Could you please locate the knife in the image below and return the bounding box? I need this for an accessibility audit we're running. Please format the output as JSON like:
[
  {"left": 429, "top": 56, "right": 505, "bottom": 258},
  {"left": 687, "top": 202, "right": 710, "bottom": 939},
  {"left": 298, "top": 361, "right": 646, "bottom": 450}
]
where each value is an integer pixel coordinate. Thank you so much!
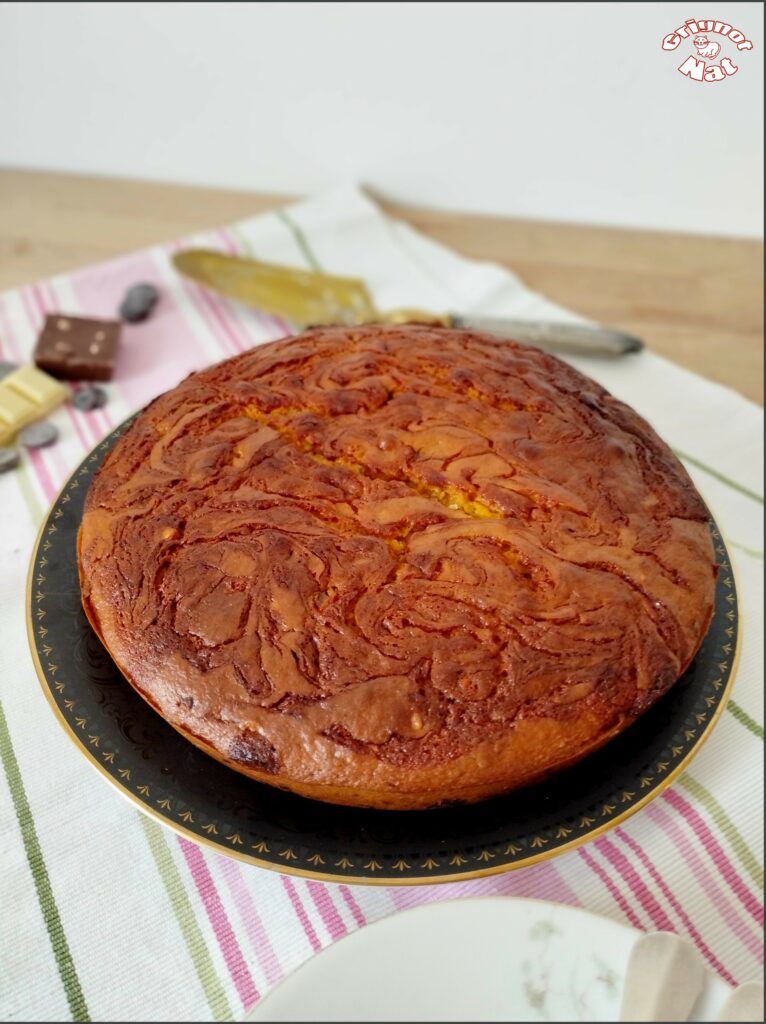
[{"left": 173, "top": 249, "right": 644, "bottom": 358}]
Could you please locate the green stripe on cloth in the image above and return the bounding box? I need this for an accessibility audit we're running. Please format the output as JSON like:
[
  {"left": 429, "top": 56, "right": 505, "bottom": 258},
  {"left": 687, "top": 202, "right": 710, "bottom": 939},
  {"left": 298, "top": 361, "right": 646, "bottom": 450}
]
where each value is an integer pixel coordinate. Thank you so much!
[
  {"left": 16, "top": 458, "right": 45, "bottom": 526},
  {"left": 0, "top": 700, "right": 91, "bottom": 1022},
  {"left": 674, "top": 448, "right": 764, "bottom": 505},
  {"left": 727, "top": 700, "right": 764, "bottom": 740},
  {"left": 679, "top": 774, "right": 764, "bottom": 890},
  {"left": 728, "top": 539, "right": 764, "bottom": 560},
  {"left": 277, "top": 209, "right": 322, "bottom": 271},
  {"left": 139, "top": 816, "right": 233, "bottom": 1022},
  {"left": 227, "top": 224, "right": 255, "bottom": 258}
]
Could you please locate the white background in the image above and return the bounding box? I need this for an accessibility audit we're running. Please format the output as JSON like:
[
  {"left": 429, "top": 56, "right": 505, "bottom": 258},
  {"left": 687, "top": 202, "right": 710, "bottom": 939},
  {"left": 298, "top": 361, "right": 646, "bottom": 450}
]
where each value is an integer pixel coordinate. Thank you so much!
[{"left": 1, "top": 1, "right": 762, "bottom": 236}]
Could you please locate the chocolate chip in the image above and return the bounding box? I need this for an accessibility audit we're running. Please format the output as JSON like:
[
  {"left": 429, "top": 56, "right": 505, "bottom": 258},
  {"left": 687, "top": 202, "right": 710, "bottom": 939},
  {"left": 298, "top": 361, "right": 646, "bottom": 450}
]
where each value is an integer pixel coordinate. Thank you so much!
[
  {"left": 72, "top": 384, "right": 107, "bottom": 411},
  {"left": 119, "top": 283, "right": 159, "bottom": 323},
  {"left": 229, "top": 730, "right": 281, "bottom": 774},
  {"left": 18, "top": 421, "right": 58, "bottom": 448},
  {"left": 0, "top": 361, "right": 19, "bottom": 381},
  {"left": 0, "top": 447, "right": 20, "bottom": 472}
]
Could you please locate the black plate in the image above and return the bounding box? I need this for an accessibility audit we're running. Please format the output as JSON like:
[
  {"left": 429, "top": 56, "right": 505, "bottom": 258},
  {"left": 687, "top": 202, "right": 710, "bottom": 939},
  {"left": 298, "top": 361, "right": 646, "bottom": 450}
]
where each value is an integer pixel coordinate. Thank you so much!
[{"left": 28, "top": 418, "right": 739, "bottom": 884}]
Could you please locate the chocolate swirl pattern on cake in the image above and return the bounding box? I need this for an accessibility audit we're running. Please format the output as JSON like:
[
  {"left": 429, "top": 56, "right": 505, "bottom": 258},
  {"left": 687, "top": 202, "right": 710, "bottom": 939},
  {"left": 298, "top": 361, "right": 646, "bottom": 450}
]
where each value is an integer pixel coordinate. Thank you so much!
[{"left": 78, "top": 325, "right": 716, "bottom": 808}]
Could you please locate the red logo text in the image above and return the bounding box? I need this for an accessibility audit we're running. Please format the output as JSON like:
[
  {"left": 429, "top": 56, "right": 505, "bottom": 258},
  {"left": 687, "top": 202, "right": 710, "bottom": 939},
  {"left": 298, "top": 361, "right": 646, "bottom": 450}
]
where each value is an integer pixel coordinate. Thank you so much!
[{"left": 662, "top": 17, "right": 753, "bottom": 82}]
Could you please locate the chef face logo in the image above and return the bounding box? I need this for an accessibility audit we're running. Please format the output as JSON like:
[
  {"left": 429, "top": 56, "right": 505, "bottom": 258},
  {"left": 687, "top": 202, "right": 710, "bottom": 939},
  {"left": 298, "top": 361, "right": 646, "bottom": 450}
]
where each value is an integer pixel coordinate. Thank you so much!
[{"left": 662, "top": 18, "right": 754, "bottom": 82}]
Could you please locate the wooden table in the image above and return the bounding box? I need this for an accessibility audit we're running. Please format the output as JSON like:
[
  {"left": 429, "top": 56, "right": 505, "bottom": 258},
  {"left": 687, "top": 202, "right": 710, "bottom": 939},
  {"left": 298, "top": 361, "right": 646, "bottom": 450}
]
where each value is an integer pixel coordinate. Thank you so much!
[{"left": 0, "top": 168, "right": 762, "bottom": 403}]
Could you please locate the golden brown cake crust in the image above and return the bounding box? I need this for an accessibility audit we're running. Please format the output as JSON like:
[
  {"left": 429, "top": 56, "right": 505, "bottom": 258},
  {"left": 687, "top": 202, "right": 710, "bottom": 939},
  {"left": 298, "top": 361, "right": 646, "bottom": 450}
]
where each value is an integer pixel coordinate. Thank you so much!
[{"left": 78, "top": 325, "right": 716, "bottom": 809}]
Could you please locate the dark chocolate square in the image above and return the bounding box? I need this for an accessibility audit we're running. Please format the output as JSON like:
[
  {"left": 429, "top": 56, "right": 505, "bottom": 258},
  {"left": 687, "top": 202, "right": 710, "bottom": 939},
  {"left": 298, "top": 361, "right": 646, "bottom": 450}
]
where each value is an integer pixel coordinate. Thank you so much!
[{"left": 34, "top": 314, "right": 121, "bottom": 381}]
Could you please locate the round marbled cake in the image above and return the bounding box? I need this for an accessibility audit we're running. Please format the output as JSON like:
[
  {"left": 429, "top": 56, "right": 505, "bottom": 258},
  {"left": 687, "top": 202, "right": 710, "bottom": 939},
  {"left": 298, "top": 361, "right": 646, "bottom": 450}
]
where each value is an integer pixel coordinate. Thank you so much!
[{"left": 78, "top": 325, "right": 717, "bottom": 809}]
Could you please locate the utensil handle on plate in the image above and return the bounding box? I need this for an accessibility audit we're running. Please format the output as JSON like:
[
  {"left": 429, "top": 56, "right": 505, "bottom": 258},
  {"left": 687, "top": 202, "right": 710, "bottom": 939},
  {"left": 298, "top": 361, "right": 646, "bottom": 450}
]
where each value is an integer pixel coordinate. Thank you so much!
[
  {"left": 619, "top": 932, "right": 705, "bottom": 1022},
  {"left": 716, "top": 981, "right": 764, "bottom": 1022}
]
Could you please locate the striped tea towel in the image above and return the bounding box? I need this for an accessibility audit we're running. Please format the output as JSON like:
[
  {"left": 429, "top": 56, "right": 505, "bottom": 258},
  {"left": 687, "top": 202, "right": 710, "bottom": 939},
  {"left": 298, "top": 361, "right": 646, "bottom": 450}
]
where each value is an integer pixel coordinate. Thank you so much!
[{"left": 0, "top": 186, "right": 762, "bottom": 1022}]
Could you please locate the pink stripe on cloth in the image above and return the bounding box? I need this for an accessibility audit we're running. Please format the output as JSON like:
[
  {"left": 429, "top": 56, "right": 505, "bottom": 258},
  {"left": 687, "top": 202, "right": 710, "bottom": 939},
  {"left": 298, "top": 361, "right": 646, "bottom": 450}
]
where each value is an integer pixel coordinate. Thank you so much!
[
  {"left": 616, "top": 827, "right": 736, "bottom": 984},
  {"left": 468, "top": 858, "right": 581, "bottom": 905},
  {"left": 162, "top": 238, "right": 248, "bottom": 357},
  {"left": 198, "top": 276, "right": 279, "bottom": 356},
  {"left": 216, "top": 227, "right": 240, "bottom": 257},
  {"left": 390, "top": 858, "right": 581, "bottom": 914},
  {"left": 67, "top": 396, "right": 98, "bottom": 453},
  {"left": 216, "top": 857, "right": 283, "bottom": 988},
  {"left": 647, "top": 805, "right": 764, "bottom": 965},
  {"left": 29, "top": 282, "right": 52, "bottom": 330},
  {"left": 339, "top": 885, "right": 367, "bottom": 929},
  {"left": 71, "top": 391, "right": 110, "bottom": 448},
  {"left": 595, "top": 837, "right": 675, "bottom": 932},
  {"left": 306, "top": 881, "right": 348, "bottom": 941},
  {"left": 173, "top": 272, "right": 240, "bottom": 359},
  {"left": 578, "top": 847, "right": 646, "bottom": 930},
  {"left": 200, "top": 291, "right": 250, "bottom": 353},
  {"left": 20, "top": 284, "right": 43, "bottom": 333},
  {"left": 662, "top": 789, "right": 764, "bottom": 927},
  {"left": 273, "top": 314, "right": 293, "bottom": 337},
  {"left": 281, "top": 876, "right": 321, "bottom": 953},
  {"left": 43, "top": 432, "right": 70, "bottom": 484},
  {"left": 26, "top": 447, "right": 58, "bottom": 503},
  {"left": 0, "top": 296, "right": 24, "bottom": 362},
  {"left": 178, "top": 839, "right": 259, "bottom": 1010}
]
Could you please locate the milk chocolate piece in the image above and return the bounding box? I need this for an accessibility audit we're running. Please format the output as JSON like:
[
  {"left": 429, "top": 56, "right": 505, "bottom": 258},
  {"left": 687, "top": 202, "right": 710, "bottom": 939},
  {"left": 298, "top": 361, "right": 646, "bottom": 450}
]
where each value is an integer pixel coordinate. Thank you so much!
[{"left": 34, "top": 315, "right": 121, "bottom": 381}]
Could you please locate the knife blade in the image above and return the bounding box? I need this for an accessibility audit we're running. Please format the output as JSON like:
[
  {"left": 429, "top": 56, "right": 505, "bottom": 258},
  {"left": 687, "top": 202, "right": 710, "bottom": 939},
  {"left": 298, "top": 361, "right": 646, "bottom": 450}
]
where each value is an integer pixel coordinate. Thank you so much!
[
  {"left": 173, "top": 249, "right": 644, "bottom": 358},
  {"left": 172, "top": 249, "right": 377, "bottom": 326}
]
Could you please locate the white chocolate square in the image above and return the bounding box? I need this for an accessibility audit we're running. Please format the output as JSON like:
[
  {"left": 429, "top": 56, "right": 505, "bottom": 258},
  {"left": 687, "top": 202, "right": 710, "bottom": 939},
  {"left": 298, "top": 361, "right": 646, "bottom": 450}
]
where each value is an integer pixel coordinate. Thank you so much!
[
  {"left": 0, "top": 387, "right": 35, "bottom": 426},
  {"left": 0, "top": 366, "right": 68, "bottom": 444},
  {"left": 4, "top": 365, "right": 69, "bottom": 407}
]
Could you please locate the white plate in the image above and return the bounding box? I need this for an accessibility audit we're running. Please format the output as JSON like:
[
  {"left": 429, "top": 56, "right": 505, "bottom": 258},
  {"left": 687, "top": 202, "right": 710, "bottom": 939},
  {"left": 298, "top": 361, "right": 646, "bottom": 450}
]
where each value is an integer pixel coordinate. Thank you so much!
[{"left": 246, "top": 897, "right": 731, "bottom": 1023}]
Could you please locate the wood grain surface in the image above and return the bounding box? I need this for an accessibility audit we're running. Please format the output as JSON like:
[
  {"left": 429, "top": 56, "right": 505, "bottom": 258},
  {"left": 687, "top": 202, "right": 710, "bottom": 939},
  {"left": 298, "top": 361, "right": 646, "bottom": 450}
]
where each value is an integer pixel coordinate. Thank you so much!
[{"left": 0, "top": 168, "right": 761, "bottom": 403}]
